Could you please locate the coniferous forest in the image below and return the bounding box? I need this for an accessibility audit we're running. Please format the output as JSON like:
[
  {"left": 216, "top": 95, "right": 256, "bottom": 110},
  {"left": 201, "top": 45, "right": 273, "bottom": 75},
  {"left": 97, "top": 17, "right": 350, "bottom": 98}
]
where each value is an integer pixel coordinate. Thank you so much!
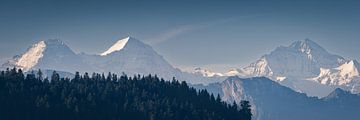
[{"left": 0, "top": 68, "right": 251, "bottom": 120}]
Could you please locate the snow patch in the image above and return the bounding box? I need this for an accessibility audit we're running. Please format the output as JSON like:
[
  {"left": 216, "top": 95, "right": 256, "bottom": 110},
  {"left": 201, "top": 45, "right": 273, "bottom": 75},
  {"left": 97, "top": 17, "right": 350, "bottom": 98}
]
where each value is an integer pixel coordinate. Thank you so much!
[
  {"left": 238, "top": 57, "right": 273, "bottom": 77},
  {"left": 193, "top": 67, "right": 223, "bottom": 77},
  {"left": 335, "top": 60, "right": 359, "bottom": 78},
  {"left": 225, "top": 69, "right": 241, "bottom": 76},
  {"left": 101, "top": 37, "right": 130, "bottom": 56},
  {"left": 311, "top": 60, "right": 360, "bottom": 86},
  {"left": 276, "top": 76, "right": 287, "bottom": 81},
  {"left": 15, "top": 41, "right": 46, "bottom": 71}
]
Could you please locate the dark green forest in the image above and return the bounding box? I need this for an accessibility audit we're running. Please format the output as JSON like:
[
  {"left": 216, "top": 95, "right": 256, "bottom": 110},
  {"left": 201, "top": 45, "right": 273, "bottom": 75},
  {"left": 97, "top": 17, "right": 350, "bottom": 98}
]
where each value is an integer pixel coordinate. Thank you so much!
[{"left": 0, "top": 68, "right": 251, "bottom": 120}]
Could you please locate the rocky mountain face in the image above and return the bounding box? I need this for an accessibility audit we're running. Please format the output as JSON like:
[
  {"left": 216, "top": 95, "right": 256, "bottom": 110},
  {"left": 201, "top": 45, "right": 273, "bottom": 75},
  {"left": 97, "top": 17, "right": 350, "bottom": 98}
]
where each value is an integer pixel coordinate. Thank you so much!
[{"left": 193, "top": 76, "right": 360, "bottom": 120}]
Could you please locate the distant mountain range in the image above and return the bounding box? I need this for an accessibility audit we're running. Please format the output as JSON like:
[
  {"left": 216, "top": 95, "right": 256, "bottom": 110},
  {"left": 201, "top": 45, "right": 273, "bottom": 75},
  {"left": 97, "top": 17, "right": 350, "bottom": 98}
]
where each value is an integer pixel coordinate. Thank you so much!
[
  {"left": 2, "top": 37, "right": 360, "bottom": 96},
  {"left": 194, "top": 39, "right": 360, "bottom": 97},
  {"left": 1, "top": 37, "right": 223, "bottom": 84},
  {"left": 2, "top": 37, "right": 360, "bottom": 120},
  {"left": 193, "top": 76, "right": 360, "bottom": 120}
]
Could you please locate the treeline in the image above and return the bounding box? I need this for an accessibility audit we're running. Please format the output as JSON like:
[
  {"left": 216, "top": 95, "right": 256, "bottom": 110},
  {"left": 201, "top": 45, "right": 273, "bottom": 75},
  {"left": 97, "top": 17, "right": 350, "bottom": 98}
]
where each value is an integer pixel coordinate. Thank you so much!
[{"left": 0, "top": 68, "right": 251, "bottom": 120}]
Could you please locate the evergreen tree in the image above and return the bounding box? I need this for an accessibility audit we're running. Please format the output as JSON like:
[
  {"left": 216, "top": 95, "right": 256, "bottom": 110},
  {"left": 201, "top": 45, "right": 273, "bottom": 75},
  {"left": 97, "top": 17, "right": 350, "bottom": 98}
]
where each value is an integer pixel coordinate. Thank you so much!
[
  {"left": 240, "top": 100, "right": 252, "bottom": 120},
  {"left": 37, "top": 69, "right": 43, "bottom": 80},
  {"left": 0, "top": 68, "right": 252, "bottom": 120},
  {"left": 51, "top": 71, "right": 60, "bottom": 81}
]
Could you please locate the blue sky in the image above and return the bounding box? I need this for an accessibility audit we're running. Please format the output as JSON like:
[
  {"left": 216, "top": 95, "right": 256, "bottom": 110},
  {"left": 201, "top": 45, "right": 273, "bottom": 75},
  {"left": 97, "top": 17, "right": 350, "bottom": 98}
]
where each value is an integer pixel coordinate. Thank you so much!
[{"left": 0, "top": 0, "right": 359, "bottom": 72}]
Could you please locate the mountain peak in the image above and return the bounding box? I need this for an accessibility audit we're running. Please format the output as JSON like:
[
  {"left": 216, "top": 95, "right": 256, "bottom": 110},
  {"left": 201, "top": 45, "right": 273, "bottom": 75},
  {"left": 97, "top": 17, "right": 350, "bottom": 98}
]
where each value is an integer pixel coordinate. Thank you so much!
[
  {"left": 334, "top": 88, "right": 346, "bottom": 93},
  {"left": 289, "top": 39, "right": 328, "bottom": 55},
  {"left": 100, "top": 36, "right": 152, "bottom": 56},
  {"left": 304, "top": 38, "right": 312, "bottom": 42},
  {"left": 44, "top": 39, "right": 65, "bottom": 46},
  {"left": 324, "top": 88, "right": 350, "bottom": 99},
  {"left": 352, "top": 60, "right": 359, "bottom": 67},
  {"left": 101, "top": 37, "right": 131, "bottom": 56},
  {"left": 336, "top": 60, "right": 360, "bottom": 77},
  {"left": 1, "top": 39, "right": 78, "bottom": 72},
  {"left": 12, "top": 40, "right": 47, "bottom": 71}
]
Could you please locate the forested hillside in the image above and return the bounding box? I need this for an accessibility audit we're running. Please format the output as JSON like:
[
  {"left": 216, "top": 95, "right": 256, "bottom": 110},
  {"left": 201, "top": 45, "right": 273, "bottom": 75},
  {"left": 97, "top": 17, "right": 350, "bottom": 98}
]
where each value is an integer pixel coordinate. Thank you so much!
[{"left": 0, "top": 68, "right": 251, "bottom": 120}]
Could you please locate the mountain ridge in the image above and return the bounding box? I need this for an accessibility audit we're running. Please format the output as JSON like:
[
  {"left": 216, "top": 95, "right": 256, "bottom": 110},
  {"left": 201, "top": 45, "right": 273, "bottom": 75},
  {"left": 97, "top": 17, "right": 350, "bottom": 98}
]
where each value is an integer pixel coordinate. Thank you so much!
[
  {"left": 193, "top": 76, "right": 360, "bottom": 120},
  {"left": 223, "top": 39, "right": 359, "bottom": 97},
  {"left": 1, "top": 37, "right": 223, "bottom": 84},
  {"left": 189, "top": 38, "right": 359, "bottom": 96},
  {"left": 2, "top": 39, "right": 86, "bottom": 72}
]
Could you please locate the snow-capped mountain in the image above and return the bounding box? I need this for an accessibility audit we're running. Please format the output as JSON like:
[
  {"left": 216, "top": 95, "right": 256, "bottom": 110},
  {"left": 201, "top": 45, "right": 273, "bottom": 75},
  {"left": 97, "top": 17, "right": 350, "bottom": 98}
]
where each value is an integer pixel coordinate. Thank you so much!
[
  {"left": 192, "top": 67, "right": 223, "bottom": 77},
  {"left": 238, "top": 39, "right": 346, "bottom": 78},
  {"left": 310, "top": 60, "right": 360, "bottom": 93},
  {"left": 1, "top": 37, "right": 222, "bottom": 84},
  {"left": 83, "top": 37, "right": 185, "bottom": 81},
  {"left": 2, "top": 39, "right": 89, "bottom": 72},
  {"left": 311, "top": 60, "right": 359, "bottom": 85},
  {"left": 228, "top": 39, "right": 359, "bottom": 97},
  {"left": 238, "top": 57, "right": 274, "bottom": 77}
]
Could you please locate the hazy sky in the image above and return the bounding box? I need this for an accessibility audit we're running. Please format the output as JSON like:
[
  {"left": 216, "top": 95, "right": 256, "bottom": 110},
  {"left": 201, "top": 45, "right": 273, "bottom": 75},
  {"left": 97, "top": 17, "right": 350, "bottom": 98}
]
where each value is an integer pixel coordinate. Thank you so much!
[{"left": 0, "top": 0, "right": 359, "bottom": 72}]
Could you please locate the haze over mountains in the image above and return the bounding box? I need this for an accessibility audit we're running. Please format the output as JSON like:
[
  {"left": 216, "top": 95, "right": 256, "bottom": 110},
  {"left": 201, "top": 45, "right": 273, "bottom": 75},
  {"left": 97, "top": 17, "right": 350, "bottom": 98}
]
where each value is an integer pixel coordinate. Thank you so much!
[
  {"left": 2, "top": 37, "right": 360, "bottom": 96},
  {"left": 195, "top": 39, "right": 360, "bottom": 97},
  {"left": 193, "top": 76, "right": 360, "bottom": 120},
  {"left": 1, "top": 37, "right": 222, "bottom": 84},
  {"left": 1, "top": 36, "right": 360, "bottom": 120}
]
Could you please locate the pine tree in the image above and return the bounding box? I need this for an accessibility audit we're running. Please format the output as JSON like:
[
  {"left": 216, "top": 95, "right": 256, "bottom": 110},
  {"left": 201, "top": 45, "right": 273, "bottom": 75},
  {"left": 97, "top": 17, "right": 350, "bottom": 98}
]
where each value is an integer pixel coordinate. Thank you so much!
[
  {"left": 240, "top": 100, "right": 252, "bottom": 120},
  {"left": 37, "top": 69, "right": 43, "bottom": 80},
  {"left": 0, "top": 68, "right": 251, "bottom": 120},
  {"left": 51, "top": 71, "right": 60, "bottom": 81}
]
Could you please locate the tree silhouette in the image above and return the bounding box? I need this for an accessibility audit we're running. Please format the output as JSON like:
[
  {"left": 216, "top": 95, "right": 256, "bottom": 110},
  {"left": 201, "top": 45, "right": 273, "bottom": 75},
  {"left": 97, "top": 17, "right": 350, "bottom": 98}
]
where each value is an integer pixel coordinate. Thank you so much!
[{"left": 0, "top": 68, "right": 251, "bottom": 120}]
